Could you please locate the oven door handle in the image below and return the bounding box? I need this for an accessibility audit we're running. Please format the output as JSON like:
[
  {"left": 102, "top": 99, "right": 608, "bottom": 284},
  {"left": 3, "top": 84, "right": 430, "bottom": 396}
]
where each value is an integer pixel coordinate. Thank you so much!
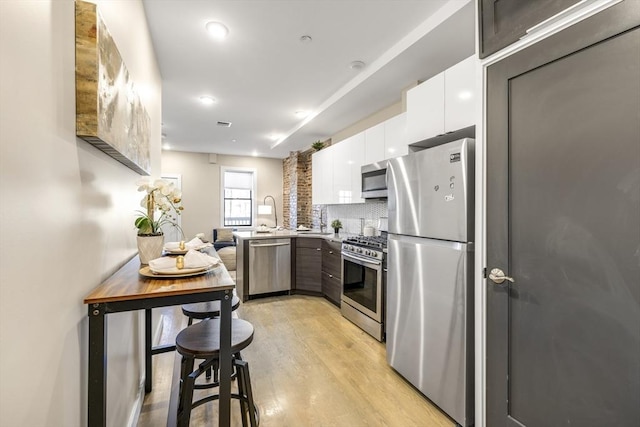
[{"left": 341, "top": 251, "right": 382, "bottom": 268}]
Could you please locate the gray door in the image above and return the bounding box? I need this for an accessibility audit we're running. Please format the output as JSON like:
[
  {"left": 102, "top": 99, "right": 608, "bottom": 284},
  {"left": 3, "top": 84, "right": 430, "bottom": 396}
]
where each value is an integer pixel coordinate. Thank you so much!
[{"left": 486, "top": 3, "right": 640, "bottom": 427}]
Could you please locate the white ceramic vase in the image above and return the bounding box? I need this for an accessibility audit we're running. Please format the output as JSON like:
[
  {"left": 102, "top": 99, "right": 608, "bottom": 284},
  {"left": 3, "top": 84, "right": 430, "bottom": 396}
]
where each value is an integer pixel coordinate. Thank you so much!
[{"left": 137, "top": 234, "right": 164, "bottom": 264}]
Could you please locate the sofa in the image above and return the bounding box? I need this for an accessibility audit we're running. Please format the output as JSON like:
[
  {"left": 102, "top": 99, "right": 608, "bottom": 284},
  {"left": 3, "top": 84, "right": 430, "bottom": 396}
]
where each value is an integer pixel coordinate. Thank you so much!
[{"left": 213, "top": 228, "right": 237, "bottom": 251}]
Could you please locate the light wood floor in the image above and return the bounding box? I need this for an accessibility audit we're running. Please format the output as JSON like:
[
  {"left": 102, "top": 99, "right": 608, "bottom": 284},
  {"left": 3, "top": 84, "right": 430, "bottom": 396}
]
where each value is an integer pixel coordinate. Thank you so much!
[{"left": 137, "top": 295, "right": 455, "bottom": 427}]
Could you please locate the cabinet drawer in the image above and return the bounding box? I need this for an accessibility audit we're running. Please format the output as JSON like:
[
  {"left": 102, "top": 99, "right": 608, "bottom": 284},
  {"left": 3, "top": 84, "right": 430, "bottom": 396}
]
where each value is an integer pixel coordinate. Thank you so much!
[
  {"left": 321, "top": 271, "right": 341, "bottom": 307},
  {"left": 322, "top": 240, "right": 341, "bottom": 279},
  {"left": 296, "top": 237, "right": 322, "bottom": 249}
]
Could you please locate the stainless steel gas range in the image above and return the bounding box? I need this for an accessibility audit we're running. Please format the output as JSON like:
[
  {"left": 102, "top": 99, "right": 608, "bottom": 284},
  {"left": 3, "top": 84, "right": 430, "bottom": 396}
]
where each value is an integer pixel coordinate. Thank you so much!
[{"left": 341, "top": 235, "right": 387, "bottom": 341}]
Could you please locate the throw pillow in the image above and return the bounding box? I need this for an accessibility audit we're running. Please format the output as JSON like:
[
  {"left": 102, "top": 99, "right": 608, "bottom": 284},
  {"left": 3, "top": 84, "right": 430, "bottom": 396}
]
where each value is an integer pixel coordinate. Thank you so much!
[
  {"left": 217, "top": 247, "right": 236, "bottom": 271},
  {"left": 215, "top": 228, "right": 234, "bottom": 242}
]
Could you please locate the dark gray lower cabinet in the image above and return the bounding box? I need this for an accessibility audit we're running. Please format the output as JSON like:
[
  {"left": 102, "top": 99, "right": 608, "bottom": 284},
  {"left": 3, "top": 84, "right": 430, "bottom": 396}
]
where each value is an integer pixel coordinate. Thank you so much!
[
  {"left": 321, "top": 240, "right": 341, "bottom": 306},
  {"left": 294, "top": 238, "right": 322, "bottom": 294}
]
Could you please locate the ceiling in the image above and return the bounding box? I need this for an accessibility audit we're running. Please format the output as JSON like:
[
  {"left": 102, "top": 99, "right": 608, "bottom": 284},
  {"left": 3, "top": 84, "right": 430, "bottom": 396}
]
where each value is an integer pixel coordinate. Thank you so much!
[{"left": 142, "top": 0, "right": 475, "bottom": 159}]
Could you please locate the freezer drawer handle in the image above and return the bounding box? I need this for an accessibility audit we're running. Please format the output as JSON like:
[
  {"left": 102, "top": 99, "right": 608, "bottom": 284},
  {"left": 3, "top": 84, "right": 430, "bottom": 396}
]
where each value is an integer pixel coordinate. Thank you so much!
[{"left": 489, "top": 268, "right": 515, "bottom": 285}]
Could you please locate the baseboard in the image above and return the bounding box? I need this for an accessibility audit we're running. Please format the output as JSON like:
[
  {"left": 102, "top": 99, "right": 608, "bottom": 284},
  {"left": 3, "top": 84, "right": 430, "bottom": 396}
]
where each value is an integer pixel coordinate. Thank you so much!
[{"left": 127, "top": 312, "right": 167, "bottom": 427}]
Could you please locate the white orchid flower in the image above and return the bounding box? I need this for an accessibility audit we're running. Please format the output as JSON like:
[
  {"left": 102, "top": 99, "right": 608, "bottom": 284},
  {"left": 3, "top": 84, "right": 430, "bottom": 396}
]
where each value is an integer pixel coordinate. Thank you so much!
[
  {"left": 160, "top": 185, "right": 173, "bottom": 196},
  {"left": 153, "top": 179, "right": 167, "bottom": 189}
]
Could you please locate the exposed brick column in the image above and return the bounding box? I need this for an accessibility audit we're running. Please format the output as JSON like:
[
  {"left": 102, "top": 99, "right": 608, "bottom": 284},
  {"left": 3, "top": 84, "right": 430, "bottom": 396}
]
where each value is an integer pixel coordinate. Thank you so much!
[{"left": 282, "top": 149, "right": 315, "bottom": 229}]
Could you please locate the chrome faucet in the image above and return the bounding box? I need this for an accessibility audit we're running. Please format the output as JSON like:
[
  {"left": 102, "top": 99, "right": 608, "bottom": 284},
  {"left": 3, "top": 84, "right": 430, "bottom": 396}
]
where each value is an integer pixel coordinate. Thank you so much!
[{"left": 320, "top": 209, "right": 327, "bottom": 232}]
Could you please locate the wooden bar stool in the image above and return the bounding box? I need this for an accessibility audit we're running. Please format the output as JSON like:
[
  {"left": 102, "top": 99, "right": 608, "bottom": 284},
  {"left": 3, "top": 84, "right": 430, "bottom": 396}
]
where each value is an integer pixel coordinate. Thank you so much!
[
  {"left": 176, "top": 318, "right": 259, "bottom": 427},
  {"left": 181, "top": 292, "right": 242, "bottom": 382},
  {"left": 182, "top": 291, "right": 241, "bottom": 326}
]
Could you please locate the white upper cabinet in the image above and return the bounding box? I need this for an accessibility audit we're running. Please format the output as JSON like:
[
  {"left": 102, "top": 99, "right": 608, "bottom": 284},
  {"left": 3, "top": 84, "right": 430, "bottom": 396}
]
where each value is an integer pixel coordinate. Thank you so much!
[
  {"left": 364, "top": 123, "right": 385, "bottom": 165},
  {"left": 384, "top": 112, "right": 408, "bottom": 158},
  {"left": 444, "top": 55, "right": 477, "bottom": 132},
  {"left": 406, "top": 72, "right": 445, "bottom": 144},
  {"left": 332, "top": 133, "right": 364, "bottom": 204},
  {"left": 312, "top": 147, "right": 333, "bottom": 205},
  {"left": 346, "top": 133, "right": 365, "bottom": 204},
  {"left": 405, "top": 55, "right": 477, "bottom": 144},
  {"left": 331, "top": 139, "right": 350, "bottom": 204}
]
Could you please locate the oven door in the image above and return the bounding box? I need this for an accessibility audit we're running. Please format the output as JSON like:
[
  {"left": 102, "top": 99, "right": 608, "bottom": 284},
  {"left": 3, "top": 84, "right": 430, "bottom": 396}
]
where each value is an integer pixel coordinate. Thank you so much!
[{"left": 341, "top": 251, "right": 383, "bottom": 322}]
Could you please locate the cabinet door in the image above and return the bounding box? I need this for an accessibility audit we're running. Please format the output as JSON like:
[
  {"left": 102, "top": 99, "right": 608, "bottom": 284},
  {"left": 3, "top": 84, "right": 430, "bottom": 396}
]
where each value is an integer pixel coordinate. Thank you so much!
[
  {"left": 331, "top": 139, "right": 351, "bottom": 204},
  {"left": 295, "top": 239, "right": 322, "bottom": 293},
  {"left": 346, "top": 132, "right": 365, "bottom": 204},
  {"left": 406, "top": 72, "right": 445, "bottom": 144},
  {"left": 321, "top": 271, "right": 342, "bottom": 307},
  {"left": 384, "top": 112, "right": 408, "bottom": 158},
  {"left": 479, "top": 0, "right": 581, "bottom": 58},
  {"left": 312, "top": 147, "right": 333, "bottom": 205},
  {"left": 364, "top": 122, "right": 385, "bottom": 164},
  {"left": 444, "top": 55, "right": 477, "bottom": 132}
]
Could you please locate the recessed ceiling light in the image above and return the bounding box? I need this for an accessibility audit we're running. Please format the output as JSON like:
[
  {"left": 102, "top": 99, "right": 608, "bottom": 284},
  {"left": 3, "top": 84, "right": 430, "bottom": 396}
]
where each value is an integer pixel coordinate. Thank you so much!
[
  {"left": 163, "top": 144, "right": 171, "bottom": 150},
  {"left": 295, "top": 110, "right": 309, "bottom": 118},
  {"left": 206, "top": 21, "right": 229, "bottom": 40},
  {"left": 269, "top": 134, "right": 283, "bottom": 141},
  {"left": 458, "top": 91, "right": 473, "bottom": 100},
  {"left": 350, "top": 60, "right": 366, "bottom": 70},
  {"left": 300, "top": 35, "right": 312, "bottom": 44},
  {"left": 199, "top": 95, "right": 216, "bottom": 105},
  {"left": 252, "top": 150, "right": 259, "bottom": 157}
]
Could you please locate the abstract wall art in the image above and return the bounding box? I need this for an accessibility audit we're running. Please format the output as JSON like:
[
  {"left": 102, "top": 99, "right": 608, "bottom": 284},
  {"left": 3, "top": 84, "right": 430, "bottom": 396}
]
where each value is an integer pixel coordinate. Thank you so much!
[{"left": 75, "top": 0, "right": 151, "bottom": 175}]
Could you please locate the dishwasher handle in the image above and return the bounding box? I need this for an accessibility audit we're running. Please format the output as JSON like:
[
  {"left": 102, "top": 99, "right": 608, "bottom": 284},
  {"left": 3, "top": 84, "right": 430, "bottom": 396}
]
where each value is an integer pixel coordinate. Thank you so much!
[{"left": 250, "top": 241, "right": 290, "bottom": 248}]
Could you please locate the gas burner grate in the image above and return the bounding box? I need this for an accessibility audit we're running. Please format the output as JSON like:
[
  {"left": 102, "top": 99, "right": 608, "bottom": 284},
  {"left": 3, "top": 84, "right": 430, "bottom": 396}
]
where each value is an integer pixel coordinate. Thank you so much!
[{"left": 343, "top": 235, "right": 388, "bottom": 250}]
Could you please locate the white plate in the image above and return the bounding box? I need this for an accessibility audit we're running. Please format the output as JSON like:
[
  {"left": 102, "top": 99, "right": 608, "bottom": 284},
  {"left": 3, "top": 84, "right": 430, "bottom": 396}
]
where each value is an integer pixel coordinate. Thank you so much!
[
  {"left": 297, "top": 226, "right": 310, "bottom": 231},
  {"left": 163, "top": 243, "right": 212, "bottom": 254},
  {"left": 139, "top": 266, "right": 214, "bottom": 279}
]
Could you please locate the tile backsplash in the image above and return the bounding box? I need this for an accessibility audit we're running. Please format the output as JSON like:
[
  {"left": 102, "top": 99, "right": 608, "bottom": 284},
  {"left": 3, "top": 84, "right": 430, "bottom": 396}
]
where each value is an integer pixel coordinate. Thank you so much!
[{"left": 312, "top": 201, "right": 388, "bottom": 235}]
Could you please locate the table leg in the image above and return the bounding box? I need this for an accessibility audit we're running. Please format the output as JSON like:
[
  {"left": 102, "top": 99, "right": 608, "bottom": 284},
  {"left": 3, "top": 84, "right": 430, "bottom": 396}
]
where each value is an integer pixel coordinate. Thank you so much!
[
  {"left": 145, "top": 308, "right": 153, "bottom": 393},
  {"left": 88, "top": 304, "right": 107, "bottom": 427},
  {"left": 218, "top": 291, "right": 232, "bottom": 427}
]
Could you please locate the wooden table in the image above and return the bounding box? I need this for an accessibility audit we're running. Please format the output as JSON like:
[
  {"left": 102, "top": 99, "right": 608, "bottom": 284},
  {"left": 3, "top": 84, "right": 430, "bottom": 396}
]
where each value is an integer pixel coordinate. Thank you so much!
[{"left": 84, "top": 254, "right": 235, "bottom": 427}]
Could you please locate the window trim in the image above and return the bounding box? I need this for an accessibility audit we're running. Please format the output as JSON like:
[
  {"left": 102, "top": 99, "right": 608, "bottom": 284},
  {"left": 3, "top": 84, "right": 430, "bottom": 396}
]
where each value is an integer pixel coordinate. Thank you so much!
[{"left": 220, "top": 166, "right": 257, "bottom": 228}]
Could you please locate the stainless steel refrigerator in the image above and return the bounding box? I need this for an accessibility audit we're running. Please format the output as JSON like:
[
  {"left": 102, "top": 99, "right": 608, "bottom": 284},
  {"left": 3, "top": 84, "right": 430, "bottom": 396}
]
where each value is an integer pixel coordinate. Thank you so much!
[{"left": 386, "top": 138, "right": 474, "bottom": 426}]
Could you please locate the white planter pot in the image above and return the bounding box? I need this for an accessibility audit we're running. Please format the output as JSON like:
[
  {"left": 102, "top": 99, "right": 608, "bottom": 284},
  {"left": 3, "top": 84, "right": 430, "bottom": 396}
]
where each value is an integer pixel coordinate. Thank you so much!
[{"left": 137, "top": 234, "right": 164, "bottom": 264}]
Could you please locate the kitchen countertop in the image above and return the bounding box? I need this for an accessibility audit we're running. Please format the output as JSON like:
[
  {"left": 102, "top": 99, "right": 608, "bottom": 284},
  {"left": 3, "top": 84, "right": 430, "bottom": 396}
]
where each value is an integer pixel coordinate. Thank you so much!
[{"left": 233, "top": 230, "right": 346, "bottom": 243}]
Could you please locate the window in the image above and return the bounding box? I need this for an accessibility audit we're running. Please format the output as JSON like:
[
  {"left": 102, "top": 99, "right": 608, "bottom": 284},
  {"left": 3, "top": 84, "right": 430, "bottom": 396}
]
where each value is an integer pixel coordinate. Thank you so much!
[{"left": 221, "top": 168, "right": 255, "bottom": 226}]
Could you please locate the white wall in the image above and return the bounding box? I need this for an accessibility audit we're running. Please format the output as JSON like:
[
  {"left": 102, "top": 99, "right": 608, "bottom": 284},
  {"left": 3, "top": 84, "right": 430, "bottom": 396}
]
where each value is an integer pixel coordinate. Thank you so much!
[
  {"left": 0, "top": 1, "right": 161, "bottom": 426},
  {"left": 162, "top": 151, "right": 284, "bottom": 240}
]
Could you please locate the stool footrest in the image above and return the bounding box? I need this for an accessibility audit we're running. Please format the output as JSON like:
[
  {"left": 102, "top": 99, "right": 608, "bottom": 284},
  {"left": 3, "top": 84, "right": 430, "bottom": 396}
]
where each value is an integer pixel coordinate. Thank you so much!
[{"left": 177, "top": 354, "right": 259, "bottom": 426}]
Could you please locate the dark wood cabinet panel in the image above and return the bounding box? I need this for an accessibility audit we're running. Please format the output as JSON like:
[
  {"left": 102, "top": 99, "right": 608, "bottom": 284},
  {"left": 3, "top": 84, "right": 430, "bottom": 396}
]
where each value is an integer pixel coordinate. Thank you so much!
[
  {"left": 479, "top": 0, "right": 581, "bottom": 58},
  {"left": 295, "top": 239, "right": 322, "bottom": 293},
  {"left": 296, "top": 237, "right": 322, "bottom": 249},
  {"left": 321, "top": 271, "right": 341, "bottom": 307},
  {"left": 322, "top": 240, "right": 341, "bottom": 279}
]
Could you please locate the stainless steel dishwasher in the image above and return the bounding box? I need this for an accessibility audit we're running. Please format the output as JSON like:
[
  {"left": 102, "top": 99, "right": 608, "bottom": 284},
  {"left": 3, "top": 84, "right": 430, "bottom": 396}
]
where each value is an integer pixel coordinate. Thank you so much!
[{"left": 248, "top": 238, "right": 291, "bottom": 295}]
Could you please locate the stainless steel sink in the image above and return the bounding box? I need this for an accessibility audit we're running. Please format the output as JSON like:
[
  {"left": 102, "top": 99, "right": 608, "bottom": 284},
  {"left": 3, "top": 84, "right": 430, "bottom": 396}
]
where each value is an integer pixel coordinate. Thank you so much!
[{"left": 296, "top": 231, "right": 333, "bottom": 236}]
